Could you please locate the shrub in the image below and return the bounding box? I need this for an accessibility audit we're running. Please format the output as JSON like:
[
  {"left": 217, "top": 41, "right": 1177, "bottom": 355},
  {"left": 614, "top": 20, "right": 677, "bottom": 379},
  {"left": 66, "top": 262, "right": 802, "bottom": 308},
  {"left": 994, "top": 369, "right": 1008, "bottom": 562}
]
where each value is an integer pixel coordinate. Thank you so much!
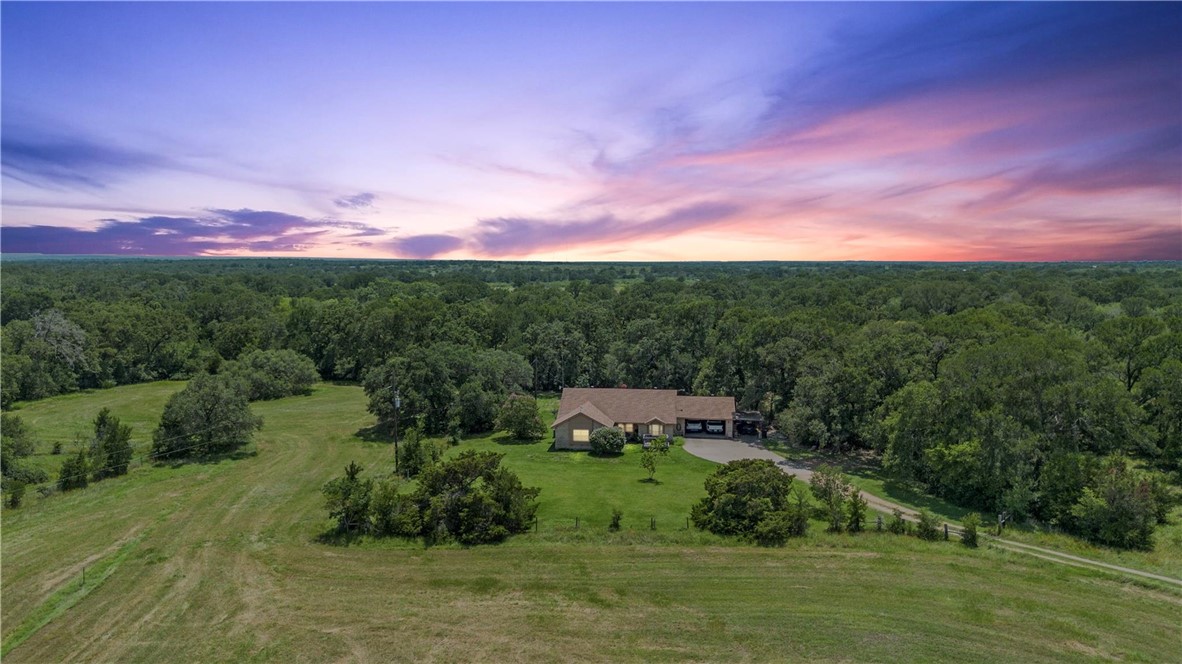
[
  {"left": 58, "top": 447, "right": 90, "bottom": 492},
  {"left": 887, "top": 508, "right": 908, "bottom": 535},
  {"left": 754, "top": 511, "right": 793, "bottom": 547},
  {"left": 692, "top": 459, "right": 796, "bottom": 538},
  {"left": 322, "top": 461, "right": 373, "bottom": 534},
  {"left": 786, "top": 489, "right": 812, "bottom": 537},
  {"left": 590, "top": 427, "right": 626, "bottom": 455},
  {"left": 810, "top": 464, "right": 850, "bottom": 533},
  {"left": 90, "top": 407, "right": 133, "bottom": 480},
  {"left": 916, "top": 508, "right": 942, "bottom": 541},
  {"left": 846, "top": 489, "right": 868, "bottom": 533},
  {"left": 961, "top": 513, "right": 981, "bottom": 547},
  {"left": 609, "top": 508, "right": 623, "bottom": 532},
  {"left": 397, "top": 429, "right": 443, "bottom": 479},
  {"left": 52, "top": 441, "right": 63, "bottom": 455},
  {"left": 7, "top": 480, "right": 26, "bottom": 508},
  {"left": 1070, "top": 457, "right": 1160, "bottom": 550},
  {"left": 370, "top": 479, "right": 421, "bottom": 537}
]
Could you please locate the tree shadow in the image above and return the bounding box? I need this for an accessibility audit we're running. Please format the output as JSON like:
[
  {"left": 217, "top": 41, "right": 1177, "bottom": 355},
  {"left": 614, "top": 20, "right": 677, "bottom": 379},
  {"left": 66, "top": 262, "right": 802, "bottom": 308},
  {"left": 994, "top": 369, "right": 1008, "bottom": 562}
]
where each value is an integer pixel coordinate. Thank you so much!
[
  {"left": 491, "top": 432, "right": 545, "bottom": 446},
  {"left": 638, "top": 478, "right": 662, "bottom": 485},
  {"left": 315, "top": 528, "right": 365, "bottom": 547},
  {"left": 153, "top": 447, "right": 258, "bottom": 469},
  {"left": 355, "top": 425, "right": 393, "bottom": 443}
]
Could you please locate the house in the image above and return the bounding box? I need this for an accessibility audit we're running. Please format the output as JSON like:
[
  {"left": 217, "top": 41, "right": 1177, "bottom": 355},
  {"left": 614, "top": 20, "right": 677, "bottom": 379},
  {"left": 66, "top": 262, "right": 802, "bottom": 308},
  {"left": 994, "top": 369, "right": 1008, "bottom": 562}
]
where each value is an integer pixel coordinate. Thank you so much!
[{"left": 551, "top": 388, "right": 736, "bottom": 450}]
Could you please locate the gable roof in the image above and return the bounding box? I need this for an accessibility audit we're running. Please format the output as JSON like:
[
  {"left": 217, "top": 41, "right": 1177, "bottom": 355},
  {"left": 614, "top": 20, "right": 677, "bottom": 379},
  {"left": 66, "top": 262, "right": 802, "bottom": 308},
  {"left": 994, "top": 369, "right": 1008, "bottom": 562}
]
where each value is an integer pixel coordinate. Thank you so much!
[
  {"left": 551, "top": 400, "right": 614, "bottom": 428},
  {"left": 552, "top": 388, "right": 736, "bottom": 429},
  {"left": 553, "top": 388, "right": 677, "bottom": 428}
]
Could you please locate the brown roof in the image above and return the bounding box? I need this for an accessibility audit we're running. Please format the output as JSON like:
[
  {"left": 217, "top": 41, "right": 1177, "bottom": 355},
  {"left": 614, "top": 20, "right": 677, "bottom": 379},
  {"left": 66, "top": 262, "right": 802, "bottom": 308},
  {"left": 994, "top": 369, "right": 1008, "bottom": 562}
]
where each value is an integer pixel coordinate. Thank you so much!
[
  {"left": 554, "top": 388, "right": 677, "bottom": 427},
  {"left": 552, "top": 401, "right": 614, "bottom": 427},
  {"left": 676, "top": 395, "right": 737, "bottom": 421},
  {"left": 552, "top": 388, "right": 736, "bottom": 428}
]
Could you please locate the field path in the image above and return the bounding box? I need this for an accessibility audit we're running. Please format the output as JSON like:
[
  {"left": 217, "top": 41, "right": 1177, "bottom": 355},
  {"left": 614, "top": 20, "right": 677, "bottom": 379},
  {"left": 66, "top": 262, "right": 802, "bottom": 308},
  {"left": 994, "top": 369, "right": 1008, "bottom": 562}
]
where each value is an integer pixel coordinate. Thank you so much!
[{"left": 682, "top": 437, "right": 1182, "bottom": 588}]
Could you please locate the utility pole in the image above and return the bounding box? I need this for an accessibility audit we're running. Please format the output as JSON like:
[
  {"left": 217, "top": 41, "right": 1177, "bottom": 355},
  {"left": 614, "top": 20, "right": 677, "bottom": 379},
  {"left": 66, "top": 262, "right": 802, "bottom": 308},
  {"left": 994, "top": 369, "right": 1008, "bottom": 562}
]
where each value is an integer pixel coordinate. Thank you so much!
[{"left": 393, "top": 388, "right": 401, "bottom": 476}]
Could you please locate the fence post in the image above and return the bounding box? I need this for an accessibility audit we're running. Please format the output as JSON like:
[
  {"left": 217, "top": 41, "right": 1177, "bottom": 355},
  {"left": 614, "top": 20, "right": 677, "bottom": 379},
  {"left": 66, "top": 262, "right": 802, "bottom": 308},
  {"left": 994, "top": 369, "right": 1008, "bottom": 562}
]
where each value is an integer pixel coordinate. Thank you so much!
[
  {"left": 944, "top": 523, "right": 949, "bottom": 541},
  {"left": 575, "top": 516, "right": 579, "bottom": 530},
  {"left": 686, "top": 516, "right": 690, "bottom": 530},
  {"left": 650, "top": 517, "right": 655, "bottom": 530},
  {"left": 535, "top": 516, "right": 538, "bottom": 533},
  {"left": 876, "top": 515, "right": 884, "bottom": 532}
]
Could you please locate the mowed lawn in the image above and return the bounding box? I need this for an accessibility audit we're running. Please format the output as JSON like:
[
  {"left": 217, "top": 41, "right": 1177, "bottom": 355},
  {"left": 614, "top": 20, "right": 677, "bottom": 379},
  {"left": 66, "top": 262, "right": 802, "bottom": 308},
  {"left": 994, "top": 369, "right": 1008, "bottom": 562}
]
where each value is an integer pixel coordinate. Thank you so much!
[{"left": 2, "top": 383, "right": 1180, "bottom": 663}]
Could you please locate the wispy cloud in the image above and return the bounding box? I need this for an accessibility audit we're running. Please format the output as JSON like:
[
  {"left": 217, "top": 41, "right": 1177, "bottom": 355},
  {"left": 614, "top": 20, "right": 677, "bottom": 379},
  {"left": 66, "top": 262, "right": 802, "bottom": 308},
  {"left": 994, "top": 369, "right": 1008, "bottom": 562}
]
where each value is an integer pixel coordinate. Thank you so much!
[
  {"left": 1, "top": 208, "right": 389, "bottom": 255},
  {"left": 1, "top": 131, "right": 172, "bottom": 189},
  {"left": 333, "top": 192, "right": 377, "bottom": 209}
]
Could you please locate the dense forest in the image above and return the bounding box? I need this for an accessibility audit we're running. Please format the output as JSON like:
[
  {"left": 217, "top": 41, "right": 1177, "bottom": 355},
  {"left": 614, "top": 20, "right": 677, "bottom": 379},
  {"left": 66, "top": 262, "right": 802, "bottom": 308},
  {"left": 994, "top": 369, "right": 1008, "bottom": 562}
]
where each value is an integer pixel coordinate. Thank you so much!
[{"left": 2, "top": 258, "right": 1179, "bottom": 547}]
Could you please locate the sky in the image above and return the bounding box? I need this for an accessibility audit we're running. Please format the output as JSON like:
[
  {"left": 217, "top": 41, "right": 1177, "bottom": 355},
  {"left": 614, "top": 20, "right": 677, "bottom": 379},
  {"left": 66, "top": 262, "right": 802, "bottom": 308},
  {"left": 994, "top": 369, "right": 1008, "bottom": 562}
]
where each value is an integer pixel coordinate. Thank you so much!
[{"left": 2, "top": 1, "right": 1180, "bottom": 261}]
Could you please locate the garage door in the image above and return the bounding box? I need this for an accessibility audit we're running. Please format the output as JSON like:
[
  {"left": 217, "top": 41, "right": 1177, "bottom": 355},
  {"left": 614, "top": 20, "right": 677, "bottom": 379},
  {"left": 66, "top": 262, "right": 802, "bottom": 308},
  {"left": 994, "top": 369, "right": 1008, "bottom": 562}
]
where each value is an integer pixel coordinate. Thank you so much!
[{"left": 687, "top": 420, "right": 726, "bottom": 435}]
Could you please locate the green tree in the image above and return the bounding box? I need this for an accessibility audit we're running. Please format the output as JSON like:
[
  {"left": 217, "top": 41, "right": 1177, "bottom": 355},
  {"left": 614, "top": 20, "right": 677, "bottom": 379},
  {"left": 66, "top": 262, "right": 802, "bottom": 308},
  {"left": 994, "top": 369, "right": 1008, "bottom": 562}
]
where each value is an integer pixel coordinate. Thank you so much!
[
  {"left": 1, "top": 414, "right": 48, "bottom": 489},
  {"left": 590, "top": 426, "right": 626, "bottom": 456},
  {"left": 639, "top": 435, "right": 671, "bottom": 480},
  {"left": 322, "top": 461, "right": 373, "bottom": 534},
  {"left": 692, "top": 459, "right": 796, "bottom": 538},
  {"left": 224, "top": 348, "right": 318, "bottom": 401},
  {"left": 1070, "top": 457, "right": 1162, "bottom": 550},
  {"left": 495, "top": 394, "right": 546, "bottom": 441},
  {"left": 58, "top": 446, "right": 90, "bottom": 492},
  {"left": 1095, "top": 316, "right": 1164, "bottom": 391},
  {"left": 916, "top": 508, "right": 942, "bottom": 541},
  {"left": 846, "top": 488, "right": 868, "bottom": 533},
  {"left": 809, "top": 464, "right": 850, "bottom": 533},
  {"left": 385, "top": 450, "right": 540, "bottom": 545},
  {"left": 90, "top": 407, "right": 133, "bottom": 480},
  {"left": 151, "top": 373, "right": 262, "bottom": 460},
  {"left": 961, "top": 513, "right": 981, "bottom": 547}
]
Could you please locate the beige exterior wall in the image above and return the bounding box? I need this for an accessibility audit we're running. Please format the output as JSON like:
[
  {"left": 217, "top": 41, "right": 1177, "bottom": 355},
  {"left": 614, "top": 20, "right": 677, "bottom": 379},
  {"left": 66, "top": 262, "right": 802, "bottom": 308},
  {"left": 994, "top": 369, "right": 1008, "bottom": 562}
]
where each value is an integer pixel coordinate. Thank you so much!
[{"left": 553, "top": 413, "right": 605, "bottom": 450}]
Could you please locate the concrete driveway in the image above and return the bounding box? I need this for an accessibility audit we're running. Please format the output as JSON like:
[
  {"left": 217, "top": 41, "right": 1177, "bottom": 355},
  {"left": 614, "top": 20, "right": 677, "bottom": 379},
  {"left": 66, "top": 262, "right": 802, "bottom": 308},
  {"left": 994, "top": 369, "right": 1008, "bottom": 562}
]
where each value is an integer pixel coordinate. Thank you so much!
[{"left": 682, "top": 437, "right": 911, "bottom": 518}]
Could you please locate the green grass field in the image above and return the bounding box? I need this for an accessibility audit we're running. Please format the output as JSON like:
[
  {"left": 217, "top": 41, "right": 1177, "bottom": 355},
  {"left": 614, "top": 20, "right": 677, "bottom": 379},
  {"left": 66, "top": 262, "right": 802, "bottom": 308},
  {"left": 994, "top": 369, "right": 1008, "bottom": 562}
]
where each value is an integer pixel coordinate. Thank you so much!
[{"left": 3, "top": 383, "right": 1180, "bottom": 662}]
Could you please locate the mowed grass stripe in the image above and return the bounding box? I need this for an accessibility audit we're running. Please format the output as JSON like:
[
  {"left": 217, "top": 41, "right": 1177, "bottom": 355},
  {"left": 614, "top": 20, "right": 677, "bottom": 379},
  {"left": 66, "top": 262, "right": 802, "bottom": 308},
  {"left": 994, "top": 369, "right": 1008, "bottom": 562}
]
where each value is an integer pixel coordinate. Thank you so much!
[{"left": 2, "top": 382, "right": 1180, "bottom": 663}]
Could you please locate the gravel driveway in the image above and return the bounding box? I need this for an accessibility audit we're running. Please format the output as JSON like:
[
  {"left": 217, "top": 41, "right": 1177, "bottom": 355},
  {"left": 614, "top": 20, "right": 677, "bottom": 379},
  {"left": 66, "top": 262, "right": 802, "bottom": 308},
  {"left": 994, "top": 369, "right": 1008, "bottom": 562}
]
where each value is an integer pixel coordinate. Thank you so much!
[{"left": 682, "top": 437, "right": 912, "bottom": 518}]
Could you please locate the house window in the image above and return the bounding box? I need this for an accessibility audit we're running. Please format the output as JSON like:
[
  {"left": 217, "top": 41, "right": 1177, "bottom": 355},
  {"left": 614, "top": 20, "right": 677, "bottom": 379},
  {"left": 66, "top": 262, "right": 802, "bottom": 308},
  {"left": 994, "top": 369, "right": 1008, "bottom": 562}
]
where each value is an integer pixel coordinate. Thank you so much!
[
  {"left": 573, "top": 429, "right": 590, "bottom": 443},
  {"left": 622, "top": 423, "right": 634, "bottom": 433},
  {"left": 649, "top": 423, "right": 663, "bottom": 436}
]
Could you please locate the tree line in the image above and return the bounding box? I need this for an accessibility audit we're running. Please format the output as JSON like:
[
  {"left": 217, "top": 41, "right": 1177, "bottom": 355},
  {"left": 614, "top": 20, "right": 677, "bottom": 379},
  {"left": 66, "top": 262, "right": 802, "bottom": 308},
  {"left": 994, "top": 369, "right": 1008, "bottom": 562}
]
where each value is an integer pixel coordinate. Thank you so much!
[{"left": 2, "top": 258, "right": 1179, "bottom": 547}]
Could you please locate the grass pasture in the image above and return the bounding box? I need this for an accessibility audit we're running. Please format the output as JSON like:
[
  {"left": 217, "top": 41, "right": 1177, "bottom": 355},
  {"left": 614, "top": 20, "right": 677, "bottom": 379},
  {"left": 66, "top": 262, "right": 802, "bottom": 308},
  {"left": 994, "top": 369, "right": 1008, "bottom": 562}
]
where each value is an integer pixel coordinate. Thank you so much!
[{"left": 2, "top": 382, "right": 1180, "bottom": 662}]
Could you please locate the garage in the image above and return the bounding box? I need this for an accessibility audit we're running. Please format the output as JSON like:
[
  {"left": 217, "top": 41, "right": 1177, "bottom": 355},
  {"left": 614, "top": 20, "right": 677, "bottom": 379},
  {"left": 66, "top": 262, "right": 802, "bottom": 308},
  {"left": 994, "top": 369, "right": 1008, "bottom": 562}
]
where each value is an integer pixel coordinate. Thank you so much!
[
  {"left": 686, "top": 419, "right": 727, "bottom": 436},
  {"left": 734, "top": 411, "right": 764, "bottom": 437}
]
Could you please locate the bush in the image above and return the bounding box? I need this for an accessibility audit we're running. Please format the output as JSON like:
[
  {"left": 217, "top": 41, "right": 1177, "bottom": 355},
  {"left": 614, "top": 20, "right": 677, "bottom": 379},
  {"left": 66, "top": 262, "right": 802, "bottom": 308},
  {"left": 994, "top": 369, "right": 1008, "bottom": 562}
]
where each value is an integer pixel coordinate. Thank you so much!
[
  {"left": 610, "top": 508, "right": 623, "bottom": 532},
  {"left": 58, "top": 447, "right": 90, "bottom": 492},
  {"left": 846, "top": 489, "right": 868, "bottom": 533},
  {"left": 322, "top": 461, "right": 373, "bottom": 534},
  {"left": 397, "top": 429, "right": 443, "bottom": 479},
  {"left": 90, "top": 408, "right": 133, "bottom": 480},
  {"left": 754, "top": 511, "right": 793, "bottom": 547},
  {"left": 370, "top": 479, "right": 421, "bottom": 537},
  {"left": 52, "top": 441, "right": 63, "bottom": 455},
  {"left": 8, "top": 480, "right": 26, "bottom": 508},
  {"left": 1069, "top": 457, "right": 1161, "bottom": 549},
  {"left": 887, "top": 508, "right": 908, "bottom": 535},
  {"left": 786, "top": 489, "right": 812, "bottom": 537},
  {"left": 495, "top": 394, "right": 547, "bottom": 441},
  {"left": 692, "top": 459, "right": 796, "bottom": 538},
  {"left": 961, "top": 513, "right": 981, "bottom": 547},
  {"left": 810, "top": 464, "right": 849, "bottom": 533},
  {"left": 590, "top": 427, "right": 626, "bottom": 455},
  {"left": 408, "top": 450, "right": 541, "bottom": 545},
  {"left": 916, "top": 508, "right": 942, "bottom": 541},
  {"left": 224, "top": 349, "right": 318, "bottom": 401}
]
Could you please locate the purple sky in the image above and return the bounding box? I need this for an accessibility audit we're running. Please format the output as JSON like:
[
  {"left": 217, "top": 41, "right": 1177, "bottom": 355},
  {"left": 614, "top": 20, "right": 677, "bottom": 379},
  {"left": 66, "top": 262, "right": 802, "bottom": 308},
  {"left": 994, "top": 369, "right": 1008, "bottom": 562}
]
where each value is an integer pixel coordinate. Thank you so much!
[{"left": 2, "top": 2, "right": 1179, "bottom": 260}]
